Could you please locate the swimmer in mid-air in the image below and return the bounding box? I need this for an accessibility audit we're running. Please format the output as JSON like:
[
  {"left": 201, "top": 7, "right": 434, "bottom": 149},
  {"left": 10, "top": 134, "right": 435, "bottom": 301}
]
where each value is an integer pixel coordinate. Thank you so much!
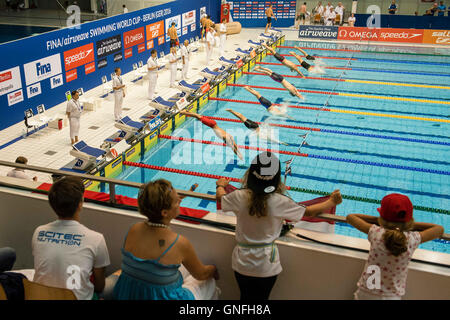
[
  {"left": 180, "top": 110, "right": 243, "bottom": 160},
  {"left": 289, "top": 47, "right": 324, "bottom": 74},
  {"left": 262, "top": 43, "right": 305, "bottom": 78},
  {"left": 244, "top": 86, "right": 294, "bottom": 120},
  {"left": 225, "top": 108, "right": 289, "bottom": 146},
  {"left": 254, "top": 66, "right": 304, "bottom": 100}
]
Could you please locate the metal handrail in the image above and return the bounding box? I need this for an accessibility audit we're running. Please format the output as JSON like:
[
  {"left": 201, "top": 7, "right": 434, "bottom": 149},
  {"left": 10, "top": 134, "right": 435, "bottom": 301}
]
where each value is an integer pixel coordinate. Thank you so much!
[{"left": 1, "top": 158, "right": 449, "bottom": 242}]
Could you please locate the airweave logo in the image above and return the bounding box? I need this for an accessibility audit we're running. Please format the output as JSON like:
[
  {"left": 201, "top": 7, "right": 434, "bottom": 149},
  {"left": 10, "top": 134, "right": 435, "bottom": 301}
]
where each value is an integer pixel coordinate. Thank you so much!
[
  {"left": 63, "top": 43, "right": 95, "bottom": 70},
  {"left": 299, "top": 26, "right": 339, "bottom": 39}
]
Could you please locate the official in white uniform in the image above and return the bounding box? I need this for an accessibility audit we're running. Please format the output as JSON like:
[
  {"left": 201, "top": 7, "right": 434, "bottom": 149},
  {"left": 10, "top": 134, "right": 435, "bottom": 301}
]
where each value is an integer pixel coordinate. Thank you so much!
[
  {"left": 219, "top": 19, "right": 227, "bottom": 57},
  {"left": 6, "top": 156, "right": 37, "bottom": 181},
  {"left": 66, "top": 90, "right": 82, "bottom": 145},
  {"left": 167, "top": 46, "right": 178, "bottom": 87},
  {"left": 325, "top": 7, "right": 336, "bottom": 26},
  {"left": 147, "top": 49, "right": 159, "bottom": 100},
  {"left": 205, "top": 27, "right": 214, "bottom": 65},
  {"left": 335, "top": 2, "right": 344, "bottom": 25},
  {"left": 112, "top": 67, "right": 125, "bottom": 122},
  {"left": 180, "top": 40, "right": 191, "bottom": 80}
]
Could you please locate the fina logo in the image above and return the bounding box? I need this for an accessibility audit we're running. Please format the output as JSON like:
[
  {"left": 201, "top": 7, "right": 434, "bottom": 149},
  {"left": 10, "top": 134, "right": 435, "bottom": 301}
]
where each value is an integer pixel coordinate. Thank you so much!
[{"left": 36, "top": 62, "right": 52, "bottom": 77}]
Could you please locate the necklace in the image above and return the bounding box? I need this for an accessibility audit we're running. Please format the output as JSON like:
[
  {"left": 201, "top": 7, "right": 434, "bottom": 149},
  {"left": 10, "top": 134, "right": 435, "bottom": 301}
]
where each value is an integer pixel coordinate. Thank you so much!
[{"left": 146, "top": 221, "right": 169, "bottom": 228}]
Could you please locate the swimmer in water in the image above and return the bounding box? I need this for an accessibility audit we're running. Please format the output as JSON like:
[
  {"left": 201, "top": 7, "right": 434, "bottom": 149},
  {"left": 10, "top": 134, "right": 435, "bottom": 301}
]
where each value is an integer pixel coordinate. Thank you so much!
[
  {"left": 254, "top": 65, "right": 304, "bottom": 100},
  {"left": 290, "top": 47, "right": 324, "bottom": 74},
  {"left": 180, "top": 110, "right": 243, "bottom": 160},
  {"left": 225, "top": 108, "right": 289, "bottom": 146},
  {"left": 262, "top": 43, "right": 305, "bottom": 78},
  {"left": 244, "top": 85, "right": 295, "bottom": 120}
]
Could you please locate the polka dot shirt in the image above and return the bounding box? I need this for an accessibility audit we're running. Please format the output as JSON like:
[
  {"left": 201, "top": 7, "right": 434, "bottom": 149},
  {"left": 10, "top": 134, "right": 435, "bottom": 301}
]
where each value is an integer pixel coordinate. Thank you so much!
[{"left": 357, "top": 225, "right": 421, "bottom": 297}]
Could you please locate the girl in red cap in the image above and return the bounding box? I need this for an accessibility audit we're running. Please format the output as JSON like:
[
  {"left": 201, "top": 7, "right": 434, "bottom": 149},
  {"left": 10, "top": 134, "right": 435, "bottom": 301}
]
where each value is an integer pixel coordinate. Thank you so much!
[
  {"left": 346, "top": 193, "right": 444, "bottom": 300},
  {"left": 180, "top": 110, "right": 243, "bottom": 160}
]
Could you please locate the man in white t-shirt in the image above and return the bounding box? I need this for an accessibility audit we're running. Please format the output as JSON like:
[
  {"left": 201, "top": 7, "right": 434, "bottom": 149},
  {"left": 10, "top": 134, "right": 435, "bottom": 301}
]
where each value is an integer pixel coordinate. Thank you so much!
[
  {"left": 147, "top": 49, "right": 159, "bottom": 100},
  {"left": 167, "top": 46, "right": 178, "bottom": 88},
  {"left": 66, "top": 90, "right": 82, "bottom": 145},
  {"left": 112, "top": 67, "right": 125, "bottom": 122},
  {"left": 325, "top": 7, "right": 336, "bottom": 26},
  {"left": 180, "top": 40, "right": 191, "bottom": 80},
  {"left": 219, "top": 19, "right": 227, "bottom": 57},
  {"left": 335, "top": 2, "right": 345, "bottom": 25},
  {"left": 348, "top": 13, "right": 356, "bottom": 27},
  {"left": 205, "top": 27, "right": 214, "bottom": 65},
  {"left": 32, "top": 177, "right": 110, "bottom": 300},
  {"left": 7, "top": 156, "right": 37, "bottom": 181}
]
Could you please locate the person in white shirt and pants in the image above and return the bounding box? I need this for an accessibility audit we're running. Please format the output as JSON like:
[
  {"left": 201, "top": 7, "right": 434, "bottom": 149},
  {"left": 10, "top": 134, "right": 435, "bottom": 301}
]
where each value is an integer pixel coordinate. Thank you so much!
[
  {"left": 325, "top": 7, "right": 336, "bottom": 26},
  {"left": 66, "top": 90, "right": 82, "bottom": 145},
  {"left": 167, "top": 46, "right": 178, "bottom": 87},
  {"left": 335, "top": 2, "right": 344, "bottom": 25},
  {"left": 205, "top": 27, "right": 214, "bottom": 65},
  {"left": 147, "top": 49, "right": 159, "bottom": 100},
  {"left": 180, "top": 40, "right": 191, "bottom": 80},
  {"left": 219, "top": 19, "right": 227, "bottom": 57},
  {"left": 112, "top": 67, "right": 125, "bottom": 121}
]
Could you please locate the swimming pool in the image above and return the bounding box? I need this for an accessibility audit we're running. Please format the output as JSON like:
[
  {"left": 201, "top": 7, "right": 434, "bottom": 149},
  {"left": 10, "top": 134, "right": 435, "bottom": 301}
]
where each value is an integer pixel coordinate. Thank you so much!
[
  {"left": 0, "top": 24, "right": 57, "bottom": 44},
  {"left": 114, "top": 39, "right": 450, "bottom": 254}
]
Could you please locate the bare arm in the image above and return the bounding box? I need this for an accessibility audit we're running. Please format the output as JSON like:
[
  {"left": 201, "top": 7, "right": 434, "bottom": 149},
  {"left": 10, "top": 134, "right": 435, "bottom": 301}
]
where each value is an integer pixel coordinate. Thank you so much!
[
  {"left": 92, "top": 267, "right": 106, "bottom": 293},
  {"left": 346, "top": 214, "right": 378, "bottom": 234},
  {"left": 414, "top": 222, "right": 444, "bottom": 243},
  {"left": 215, "top": 178, "right": 229, "bottom": 201},
  {"left": 180, "top": 236, "right": 218, "bottom": 280},
  {"left": 303, "top": 190, "right": 342, "bottom": 217}
]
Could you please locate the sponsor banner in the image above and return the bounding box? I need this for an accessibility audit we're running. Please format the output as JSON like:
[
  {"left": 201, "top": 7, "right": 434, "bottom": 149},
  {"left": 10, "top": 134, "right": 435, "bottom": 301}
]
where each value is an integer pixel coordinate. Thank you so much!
[
  {"left": 98, "top": 58, "right": 108, "bottom": 69},
  {"left": 138, "top": 43, "right": 146, "bottom": 53},
  {"left": 182, "top": 10, "right": 196, "bottom": 27},
  {"left": 85, "top": 62, "right": 96, "bottom": 75},
  {"left": 182, "top": 26, "right": 188, "bottom": 36},
  {"left": 146, "top": 21, "right": 165, "bottom": 40},
  {"left": 50, "top": 74, "right": 63, "bottom": 89},
  {"left": 337, "top": 27, "right": 423, "bottom": 43},
  {"left": 114, "top": 52, "right": 123, "bottom": 62},
  {"left": 200, "top": 82, "right": 210, "bottom": 93},
  {"left": 0, "top": 66, "right": 21, "bottom": 97},
  {"left": 96, "top": 34, "right": 122, "bottom": 59},
  {"left": 176, "top": 96, "right": 188, "bottom": 110},
  {"left": 190, "top": 24, "right": 196, "bottom": 32},
  {"left": 158, "top": 36, "right": 165, "bottom": 45},
  {"left": 125, "top": 48, "right": 133, "bottom": 59},
  {"left": 63, "top": 43, "right": 95, "bottom": 71},
  {"left": 66, "top": 69, "right": 77, "bottom": 83},
  {"left": 23, "top": 53, "right": 62, "bottom": 87},
  {"left": 7, "top": 89, "right": 24, "bottom": 106},
  {"left": 26, "top": 82, "right": 41, "bottom": 99},
  {"left": 298, "top": 25, "right": 339, "bottom": 40},
  {"left": 148, "top": 116, "right": 163, "bottom": 132},
  {"left": 147, "top": 40, "right": 154, "bottom": 49},
  {"left": 236, "top": 59, "right": 243, "bottom": 68},
  {"left": 423, "top": 29, "right": 450, "bottom": 45},
  {"left": 123, "top": 27, "right": 145, "bottom": 49}
]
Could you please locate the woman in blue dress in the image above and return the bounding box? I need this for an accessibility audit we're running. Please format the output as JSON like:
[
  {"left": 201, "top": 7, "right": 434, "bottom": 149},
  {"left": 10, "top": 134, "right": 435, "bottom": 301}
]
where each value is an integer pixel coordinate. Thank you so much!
[{"left": 114, "top": 179, "right": 220, "bottom": 300}]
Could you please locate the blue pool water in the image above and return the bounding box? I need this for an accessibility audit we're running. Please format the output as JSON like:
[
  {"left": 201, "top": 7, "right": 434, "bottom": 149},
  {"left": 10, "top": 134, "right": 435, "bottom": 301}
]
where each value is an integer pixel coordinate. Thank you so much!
[
  {"left": 114, "top": 40, "right": 450, "bottom": 254},
  {"left": 0, "top": 24, "right": 57, "bottom": 44}
]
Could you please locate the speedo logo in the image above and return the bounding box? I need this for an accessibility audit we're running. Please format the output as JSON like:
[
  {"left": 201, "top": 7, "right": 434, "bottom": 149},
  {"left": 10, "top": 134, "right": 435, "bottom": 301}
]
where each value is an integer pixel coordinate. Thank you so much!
[
  {"left": 37, "top": 230, "right": 84, "bottom": 246},
  {"left": 65, "top": 49, "right": 93, "bottom": 66}
]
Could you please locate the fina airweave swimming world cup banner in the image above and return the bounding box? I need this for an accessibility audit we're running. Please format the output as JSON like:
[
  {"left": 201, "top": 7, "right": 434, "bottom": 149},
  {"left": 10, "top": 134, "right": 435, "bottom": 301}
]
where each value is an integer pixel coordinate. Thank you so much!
[
  {"left": 298, "top": 25, "right": 450, "bottom": 45},
  {"left": 0, "top": 0, "right": 220, "bottom": 131}
]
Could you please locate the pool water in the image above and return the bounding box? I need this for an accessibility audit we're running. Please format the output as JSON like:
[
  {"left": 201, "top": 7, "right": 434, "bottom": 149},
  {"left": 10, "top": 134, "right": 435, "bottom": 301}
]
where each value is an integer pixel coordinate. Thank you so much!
[
  {"left": 114, "top": 40, "right": 450, "bottom": 254},
  {"left": 0, "top": 24, "right": 57, "bottom": 44}
]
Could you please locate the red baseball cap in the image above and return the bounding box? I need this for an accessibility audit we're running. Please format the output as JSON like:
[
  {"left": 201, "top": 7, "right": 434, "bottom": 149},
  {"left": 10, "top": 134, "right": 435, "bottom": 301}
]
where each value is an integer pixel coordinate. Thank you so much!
[{"left": 377, "top": 193, "right": 413, "bottom": 223}]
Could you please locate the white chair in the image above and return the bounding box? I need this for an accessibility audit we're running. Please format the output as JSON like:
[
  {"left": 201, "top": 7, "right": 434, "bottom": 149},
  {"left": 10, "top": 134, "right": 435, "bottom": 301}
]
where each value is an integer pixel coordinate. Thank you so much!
[
  {"left": 36, "top": 104, "right": 54, "bottom": 125},
  {"left": 77, "top": 87, "right": 100, "bottom": 110},
  {"left": 23, "top": 109, "right": 41, "bottom": 136},
  {"left": 101, "top": 75, "right": 113, "bottom": 96}
]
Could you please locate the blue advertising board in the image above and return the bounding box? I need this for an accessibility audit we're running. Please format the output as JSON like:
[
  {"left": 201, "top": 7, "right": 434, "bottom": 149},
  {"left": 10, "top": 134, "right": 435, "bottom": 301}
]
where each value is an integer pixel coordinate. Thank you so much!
[
  {"left": 298, "top": 25, "right": 339, "bottom": 39},
  {"left": 0, "top": 0, "right": 219, "bottom": 131},
  {"left": 230, "top": 0, "right": 296, "bottom": 28}
]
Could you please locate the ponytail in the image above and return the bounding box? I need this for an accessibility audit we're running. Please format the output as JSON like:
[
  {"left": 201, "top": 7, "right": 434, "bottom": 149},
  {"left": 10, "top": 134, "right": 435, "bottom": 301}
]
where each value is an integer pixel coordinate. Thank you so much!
[{"left": 379, "top": 218, "right": 414, "bottom": 257}]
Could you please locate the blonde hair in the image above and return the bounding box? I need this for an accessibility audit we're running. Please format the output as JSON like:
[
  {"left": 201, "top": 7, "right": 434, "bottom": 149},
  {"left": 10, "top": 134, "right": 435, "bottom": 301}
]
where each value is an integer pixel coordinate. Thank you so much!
[
  {"left": 138, "top": 179, "right": 174, "bottom": 223},
  {"left": 379, "top": 217, "right": 415, "bottom": 256},
  {"left": 241, "top": 169, "right": 286, "bottom": 218}
]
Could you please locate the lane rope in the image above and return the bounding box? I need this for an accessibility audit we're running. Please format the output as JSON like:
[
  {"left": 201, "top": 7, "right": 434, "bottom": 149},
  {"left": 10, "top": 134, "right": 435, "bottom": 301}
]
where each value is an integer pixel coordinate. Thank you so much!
[{"left": 122, "top": 161, "right": 450, "bottom": 216}]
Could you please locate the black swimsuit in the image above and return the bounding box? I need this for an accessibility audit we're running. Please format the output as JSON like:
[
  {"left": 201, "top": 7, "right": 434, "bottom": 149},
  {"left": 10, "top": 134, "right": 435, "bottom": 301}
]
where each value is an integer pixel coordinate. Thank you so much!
[
  {"left": 244, "top": 119, "right": 259, "bottom": 130},
  {"left": 301, "top": 61, "right": 311, "bottom": 70},
  {"left": 274, "top": 52, "right": 285, "bottom": 63}
]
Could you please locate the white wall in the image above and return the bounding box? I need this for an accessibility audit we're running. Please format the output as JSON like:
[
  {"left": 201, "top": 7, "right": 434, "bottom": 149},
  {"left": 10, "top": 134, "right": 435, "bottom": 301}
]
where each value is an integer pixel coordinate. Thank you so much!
[{"left": 1, "top": 186, "right": 449, "bottom": 299}]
